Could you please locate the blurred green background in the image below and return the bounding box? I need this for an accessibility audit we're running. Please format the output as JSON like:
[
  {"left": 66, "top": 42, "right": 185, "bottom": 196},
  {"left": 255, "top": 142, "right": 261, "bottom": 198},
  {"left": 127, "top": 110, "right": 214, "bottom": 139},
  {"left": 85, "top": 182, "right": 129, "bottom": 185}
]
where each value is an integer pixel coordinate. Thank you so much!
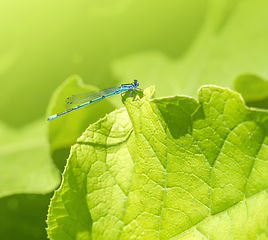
[{"left": 1, "top": 0, "right": 268, "bottom": 239}]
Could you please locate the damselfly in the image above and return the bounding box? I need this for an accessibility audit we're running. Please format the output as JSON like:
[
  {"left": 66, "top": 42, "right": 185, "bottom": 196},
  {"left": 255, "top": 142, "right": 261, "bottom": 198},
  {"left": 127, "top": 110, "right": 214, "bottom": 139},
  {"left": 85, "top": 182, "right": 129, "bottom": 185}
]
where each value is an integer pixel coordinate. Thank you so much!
[{"left": 47, "top": 80, "right": 140, "bottom": 121}]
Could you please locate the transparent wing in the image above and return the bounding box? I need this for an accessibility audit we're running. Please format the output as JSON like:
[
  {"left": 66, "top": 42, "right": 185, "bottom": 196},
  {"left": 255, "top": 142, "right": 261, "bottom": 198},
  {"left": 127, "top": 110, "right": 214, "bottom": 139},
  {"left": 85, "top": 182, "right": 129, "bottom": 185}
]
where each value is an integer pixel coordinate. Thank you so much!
[{"left": 65, "top": 86, "right": 120, "bottom": 110}]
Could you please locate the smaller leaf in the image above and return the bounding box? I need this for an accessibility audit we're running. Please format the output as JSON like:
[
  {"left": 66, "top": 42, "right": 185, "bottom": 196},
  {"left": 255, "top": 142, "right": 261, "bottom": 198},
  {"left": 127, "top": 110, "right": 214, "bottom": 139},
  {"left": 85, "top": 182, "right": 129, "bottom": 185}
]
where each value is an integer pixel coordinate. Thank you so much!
[
  {"left": 47, "top": 75, "right": 115, "bottom": 154},
  {"left": 0, "top": 120, "right": 60, "bottom": 197},
  {"left": 234, "top": 74, "right": 268, "bottom": 109}
]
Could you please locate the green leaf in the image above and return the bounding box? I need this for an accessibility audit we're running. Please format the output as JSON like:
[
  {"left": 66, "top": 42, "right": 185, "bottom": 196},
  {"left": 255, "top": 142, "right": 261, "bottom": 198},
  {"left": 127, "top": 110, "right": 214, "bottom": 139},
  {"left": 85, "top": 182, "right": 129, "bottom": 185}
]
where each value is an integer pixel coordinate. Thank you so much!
[
  {"left": 0, "top": 119, "right": 60, "bottom": 197},
  {"left": 47, "top": 75, "right": 115, "bottom": 154},
  {"left": 47, "top": 85, "right": 268, "bottom": 239},
  {"left": 234, "top": 74, "right": 268, "bottom": 109}
]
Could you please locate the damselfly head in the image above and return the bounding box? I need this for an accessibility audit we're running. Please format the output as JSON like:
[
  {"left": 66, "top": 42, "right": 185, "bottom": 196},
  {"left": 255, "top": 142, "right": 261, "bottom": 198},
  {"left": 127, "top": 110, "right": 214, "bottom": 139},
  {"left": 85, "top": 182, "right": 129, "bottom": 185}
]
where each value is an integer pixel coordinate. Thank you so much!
[{"left": 133, "top": 79, "right": 139, "bottom": 87}]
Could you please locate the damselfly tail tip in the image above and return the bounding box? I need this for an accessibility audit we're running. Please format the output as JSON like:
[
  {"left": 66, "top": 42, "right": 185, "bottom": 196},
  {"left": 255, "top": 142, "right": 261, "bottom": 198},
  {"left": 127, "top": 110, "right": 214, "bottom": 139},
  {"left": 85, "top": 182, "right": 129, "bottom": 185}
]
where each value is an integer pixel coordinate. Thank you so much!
[{"left": 47, "top": 114, "right": 57, "bottom": 121}]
